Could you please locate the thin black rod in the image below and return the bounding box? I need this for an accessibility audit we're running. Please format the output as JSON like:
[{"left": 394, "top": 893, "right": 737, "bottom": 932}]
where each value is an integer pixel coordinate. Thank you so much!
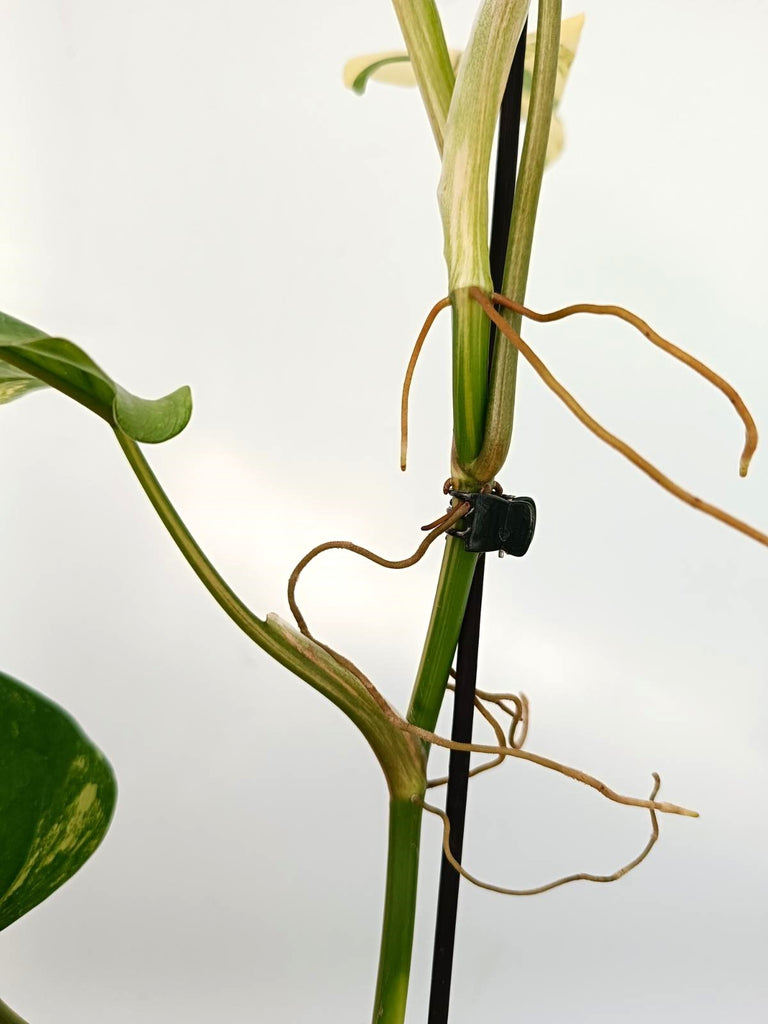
[
  {"left": 489, "top": 20, "right": 529, "bottom": 371},
  {"left": 427, "top": 555, "right": 485, "bottom": 1023},
  {"left": 427, "top": 22, "right": 527, "bottom": 1024}
]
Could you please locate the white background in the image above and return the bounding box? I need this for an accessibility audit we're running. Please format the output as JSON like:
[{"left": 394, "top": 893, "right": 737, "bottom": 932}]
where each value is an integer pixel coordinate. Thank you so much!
[{"left": 1, "top": 1, "right": 767, "bottom": 1021}]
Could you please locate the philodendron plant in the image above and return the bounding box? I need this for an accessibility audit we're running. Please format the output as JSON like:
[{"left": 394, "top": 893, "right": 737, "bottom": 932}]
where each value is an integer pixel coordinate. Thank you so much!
[{"left": 1, "top": 2, "right": 766, "bottom": 1022}]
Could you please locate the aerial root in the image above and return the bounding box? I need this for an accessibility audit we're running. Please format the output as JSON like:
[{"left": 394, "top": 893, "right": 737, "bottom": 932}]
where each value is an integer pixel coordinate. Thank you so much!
[
  {"left": 286, "top": 418, "right": 699, "bottom": 837},
  {"left": 489, "top": 291, "right": 757, "bottom": 477},
  {"left": 282, "top": 287, "right": 722, "bottom": 893},
  {"left": 400, "top": 296, "right": 452, "bottom": 471},
  {"left": 427, "top": 676, "right": 529, "bottom": 789},
  {"left": 460, "top": 673, "right": 530, "bottom": 749},
  {"left": 402, "top": 717, "right": 697, "bottom": 818},
  {"left": 412, "top": 674, "right": 693, "bottom": 814},
  {"left": 416, "top": 773, "right": 661, "bottom": 896},
  {"left": 469, "top": 287, "right": 768, "bottom": 550},
  {"left": 427, "top": 687, "right": 509, "bottom": 789},
  {"left": 288, "top": 512, "right": 697, "bottom": 818},
  {"left": 288, "top": 499, "right": 470, "bottom": 637},
  {"left": 400, "top": 289, "right": 760, "bottom": 496},
  {"left": 286, "top": 500, "right": 470, "bottom": 717}
]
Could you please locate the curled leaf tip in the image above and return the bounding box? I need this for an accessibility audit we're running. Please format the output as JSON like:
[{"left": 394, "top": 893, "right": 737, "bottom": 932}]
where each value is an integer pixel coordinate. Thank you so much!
[
  {"left": 343, "top": 49, "right": 462, "bottom": 96},
  {"left": 113, "top": 383, "right": 193, "bottom": 444},
  {"left": 0, "top": 309, "right": 193, "bottom": 444},
  {"left": 343, "top": 52, "right": 414, "bottom": 95}
]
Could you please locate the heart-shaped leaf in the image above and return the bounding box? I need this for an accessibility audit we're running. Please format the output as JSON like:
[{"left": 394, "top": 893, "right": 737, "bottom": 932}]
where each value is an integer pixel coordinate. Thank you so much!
[
  {"left": 0, "top": 311, "right": 191, "bottom": 443},
  {"left": 0, "top": 670, "right": 117, "bottom": 932}
]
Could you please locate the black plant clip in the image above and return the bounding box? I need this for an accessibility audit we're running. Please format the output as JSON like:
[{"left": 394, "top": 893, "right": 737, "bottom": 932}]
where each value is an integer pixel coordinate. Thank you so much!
[{"left": 448, "top": 489, "right": 536, "bottom": 557}]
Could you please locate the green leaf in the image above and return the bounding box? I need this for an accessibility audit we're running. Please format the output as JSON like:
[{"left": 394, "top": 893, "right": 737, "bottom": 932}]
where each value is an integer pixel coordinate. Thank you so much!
[
  {"left": 0, "top": 670, "right": 117, "bottom": 932},
  {"left": 0, "top": 311, "right": 192, "bottom": 443}
]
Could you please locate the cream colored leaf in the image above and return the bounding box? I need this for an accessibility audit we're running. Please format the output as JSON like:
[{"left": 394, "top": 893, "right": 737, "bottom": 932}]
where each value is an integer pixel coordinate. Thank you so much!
[
  {"left": 545, "top": 114, "right": 565, "bottom": 165},
  {"left": 524, "top": 14, "right": 585, "bottom": 107},
  {"left": 553, "top": 13, "right": 585, "bottom": 106},
  {"left": 520, "top": 13, "right": 584, "bottom": 167}
]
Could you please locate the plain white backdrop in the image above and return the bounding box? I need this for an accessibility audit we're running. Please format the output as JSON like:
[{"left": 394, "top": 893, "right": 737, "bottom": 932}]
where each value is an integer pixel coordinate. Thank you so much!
[{"left": 1, "top": 1, "right": 767, "bottom": 1020}]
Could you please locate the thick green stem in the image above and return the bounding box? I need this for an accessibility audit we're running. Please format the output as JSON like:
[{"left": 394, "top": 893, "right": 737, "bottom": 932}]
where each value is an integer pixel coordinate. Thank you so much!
[
  {"left": 375, "top": 9, "right": 562, "bottom": 1023},
  {"left": 469, "top": 0, "right": 562, "bottom": 482},
  {"left": 390, "top": 1, "right": 454, "bottom": 152},
  {"left": 371, "top": 797, "right": 425, "bottom": 1024},
  {"left": 451, "top": 289, "right": 490, "bottom": 471},
  {"left": 407, "top": 535, "right": 478, "bottom": 733},
  {"left": 367, "top": 538, "right": 475, "bottom": 1024},
  {"left": 383, "top": 9, "right": 563, "bottom": 1023}
]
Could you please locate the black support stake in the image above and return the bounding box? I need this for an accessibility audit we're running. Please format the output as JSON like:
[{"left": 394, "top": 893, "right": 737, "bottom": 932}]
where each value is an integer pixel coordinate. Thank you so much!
[
  {"left": 427, "top": 23, "right": 528, "bottom": 1024},
  {"left": 427, "top": 554, "right": 486, "bottom": 1023}
]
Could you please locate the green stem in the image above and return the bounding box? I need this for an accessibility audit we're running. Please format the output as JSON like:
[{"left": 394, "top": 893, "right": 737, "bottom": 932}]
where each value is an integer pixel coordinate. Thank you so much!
[
  {"left": 469, "top": 0, "right": 562, "bottom": 483},
  {"left": 116, "top": 439, "right": 429, "bottom": 1024},
  {"left": 390, "top": 0, "right": 455, "bottom": 152},
  {"left": 371, "top": 797, "right": 424, "bottom": 1024},
  {"left": 0, "top": 1000, "right": 29, "bottom": 1024},
  {"left": 407, "top": 535, "right": 478, "bottom": 733},
  {"left": 114, "top": 430, "right": 424, "bottom": 799},
  {"left": 450, "top": 288, "right": 490, "bottom": 473},
  {"left": 367, "top": 539, "right": 475, "bottom": 1024},
  {"left": 380, "top": 10, "right": 563, "bottom": 1023}
]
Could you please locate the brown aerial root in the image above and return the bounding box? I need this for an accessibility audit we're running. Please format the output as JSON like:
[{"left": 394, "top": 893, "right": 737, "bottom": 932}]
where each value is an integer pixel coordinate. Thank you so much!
[
  {"left": 402, "top": 717, "right": 697, "bottom": 818},
  {"left": 489, "top": 291, "right": 757, "bottom": 477},
  {"left": 286, "top": 500, "right": 471, "bottom": 717},
  {"left": 400, "top": 296, "right": 452, "bottom": 470},
  {"left": 427, "top": 688, "right": 508, "bottom": 789},
  {"left": 288, "top": 515, "right": 697, "bottom": 818},
  {"left": 288, "top": 499, "right": 470, "bottom": 637},
  {"left": 427, "top": 675, "right": 529, "bottom": 789},
  {"left": 416, "top": 773, "right": 662, "bottom": 896},
  {"left": 400, "top": 290, "right": 759, "bottom": 481},
  {"left": 286, "top": 492, "right": 697, "bottom": 819},
  {"left": 470, "top": 681, "right": 529, "bottom": 749},
  {"left": 287, "top": 511, "right": 696, "bottom": 817},
  {"left": 469, "top": 287, "right": 768, "bottom": 550}
]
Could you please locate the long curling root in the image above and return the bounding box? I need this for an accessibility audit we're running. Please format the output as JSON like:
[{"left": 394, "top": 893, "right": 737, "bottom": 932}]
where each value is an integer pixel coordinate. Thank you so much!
[
  {"left": 489, "top": 290, "right": 757, "bottom": 477},
  {"left": 470, "top": 287, "right": 768, "bottom": 550},
  {"left": 417, "top": 773, "right": 662, "bottom": 896}
]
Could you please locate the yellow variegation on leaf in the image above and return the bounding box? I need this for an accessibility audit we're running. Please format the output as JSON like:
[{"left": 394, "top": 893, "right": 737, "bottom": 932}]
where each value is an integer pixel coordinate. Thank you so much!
[{"left": 344, "top": 14, "right": 585, "bottom": 165}]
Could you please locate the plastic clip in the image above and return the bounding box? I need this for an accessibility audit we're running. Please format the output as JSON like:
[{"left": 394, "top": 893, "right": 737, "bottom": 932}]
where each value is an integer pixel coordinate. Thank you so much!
[{"left": 448, "top": 490, "right": 536, "bottom": 557}]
